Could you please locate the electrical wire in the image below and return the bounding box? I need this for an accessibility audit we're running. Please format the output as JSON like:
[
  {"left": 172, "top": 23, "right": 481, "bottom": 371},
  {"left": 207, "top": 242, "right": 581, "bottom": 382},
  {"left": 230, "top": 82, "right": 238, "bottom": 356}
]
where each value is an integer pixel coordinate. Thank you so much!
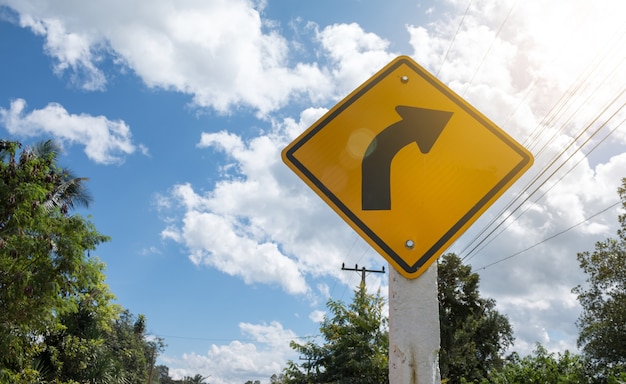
[
  {"left": 465, "top": 112, "right": 626, "bottom": 260},
  {"left": 436, "top": 0, "right": 472, "bottom": 78},
  {"left": 461, "top": 0, "right": 518, "bottom": 97},
  {"left": 450, "top": 2, "right": 626, "bottom": 264},
  {"left": 457, "top": 23, "right": 626, "bottom": 262},
  {"left": 472, "top": 200, "right": 622, "bottom": 272},
  {"left": 428, "top": 1, "right": 624, "bottom": 264},
  {"left": 328, "top": 233, "right": 359, "bottom": 299},
  {"left": 462, "top": 93, "right": 626, "bottom": 263},
  {"left": 499, "top": 0, "right": 594, "bottom": 131},
  {"left": 527, "top": 35, "right": 626, "bottom": 159}
]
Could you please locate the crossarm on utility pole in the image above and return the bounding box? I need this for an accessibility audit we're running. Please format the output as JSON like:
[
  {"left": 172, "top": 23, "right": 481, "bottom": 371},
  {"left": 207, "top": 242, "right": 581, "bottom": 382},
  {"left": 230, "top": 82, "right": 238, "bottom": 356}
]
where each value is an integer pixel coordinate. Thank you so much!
[{"left": 341, "top": 263, "right": 385, "bottom": 286}]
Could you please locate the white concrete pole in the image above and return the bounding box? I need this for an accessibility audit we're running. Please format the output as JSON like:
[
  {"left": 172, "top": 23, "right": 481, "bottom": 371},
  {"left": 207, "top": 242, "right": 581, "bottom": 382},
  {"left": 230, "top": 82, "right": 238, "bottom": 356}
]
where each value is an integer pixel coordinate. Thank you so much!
[{"left": 388, "top": 262, "right": 440, "bottom": 384}]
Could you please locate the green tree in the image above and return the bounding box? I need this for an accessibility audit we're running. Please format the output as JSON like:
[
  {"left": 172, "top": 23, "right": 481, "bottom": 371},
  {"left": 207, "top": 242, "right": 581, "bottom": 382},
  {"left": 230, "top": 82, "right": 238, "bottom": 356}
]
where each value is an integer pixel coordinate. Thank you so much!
[
  {"left": 488, "top": 344, "right": 588, "bottom": 383},
  {"left": 154, "top": 364, "right": 176, "bottom": 384},
  {"left": 36, "top": 256, "right": 123, "bottom": 383},
  {"left": 105, "top": 311, "right": 162, "bottom": 384},
  {"left": 269, "top": 373, "right": 286, "bottom": 383},
  {"left": 168, "top": 374, "right": 209, "bottom": 384},
  {"left": 0, "top": 139, "right": 159, "bottom": 383},
  {"left": 283, "top": 282, "right": 389, "bottom": 383},
  {"left": 438, "top": 253, "right": 514, "bottom": 383},
  {"left": 0, "top": 140, "right": 109, "bottom": 380},
  {"left": 187, "top": 374, "right": 209, "bottom": 383},
  {"left": 573, "top": 178, "right": 626, "bottom": 377}
]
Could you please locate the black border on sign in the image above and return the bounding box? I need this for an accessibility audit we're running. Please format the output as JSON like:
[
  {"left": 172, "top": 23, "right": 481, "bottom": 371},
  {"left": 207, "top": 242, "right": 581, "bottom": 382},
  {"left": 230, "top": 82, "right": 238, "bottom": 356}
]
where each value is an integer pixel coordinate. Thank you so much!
[{"left": 284, "top": 57, "right": 533, "bottom": 274}]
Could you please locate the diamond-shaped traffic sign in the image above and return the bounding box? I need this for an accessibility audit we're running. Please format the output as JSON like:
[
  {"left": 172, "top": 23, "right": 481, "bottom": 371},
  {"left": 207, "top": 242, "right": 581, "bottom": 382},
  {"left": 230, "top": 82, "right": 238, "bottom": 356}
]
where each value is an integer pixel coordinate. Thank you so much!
[{"left": 282, "top": 56, "right": 533, "bottom": 279}]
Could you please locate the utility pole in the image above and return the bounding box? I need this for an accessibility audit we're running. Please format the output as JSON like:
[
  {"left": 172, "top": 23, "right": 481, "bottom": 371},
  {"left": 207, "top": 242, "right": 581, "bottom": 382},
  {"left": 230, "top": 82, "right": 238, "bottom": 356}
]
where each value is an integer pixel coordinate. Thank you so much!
[
  {"left": 299, "top": 356, "right": 315, "bottom": 376},
  {"left": 146, "top": 343, "right": 156, "bottom": 384},
  {"left": 341, "top": 263, "right": 385, "bottom": 286}
]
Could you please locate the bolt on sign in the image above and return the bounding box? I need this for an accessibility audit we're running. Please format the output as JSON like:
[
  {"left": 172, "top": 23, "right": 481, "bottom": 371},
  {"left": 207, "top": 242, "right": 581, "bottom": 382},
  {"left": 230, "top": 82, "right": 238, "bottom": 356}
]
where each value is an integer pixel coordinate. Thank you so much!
[{"left": 282, "top": 56, "right": 533, "bottom": 279}]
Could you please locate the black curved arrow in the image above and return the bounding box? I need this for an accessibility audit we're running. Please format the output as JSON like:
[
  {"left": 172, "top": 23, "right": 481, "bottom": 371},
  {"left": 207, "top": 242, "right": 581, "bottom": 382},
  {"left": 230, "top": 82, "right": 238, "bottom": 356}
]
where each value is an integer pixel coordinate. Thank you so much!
[{"left": 361, "top": 106, "right": 453, "bottom": 210}]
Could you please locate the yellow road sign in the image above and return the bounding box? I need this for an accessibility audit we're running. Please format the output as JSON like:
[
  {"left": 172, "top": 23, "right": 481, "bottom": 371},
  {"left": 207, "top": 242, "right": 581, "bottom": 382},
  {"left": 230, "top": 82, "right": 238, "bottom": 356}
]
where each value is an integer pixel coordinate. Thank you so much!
[{"left": 282, "top": 56, "right": 533, "bottom": 279}]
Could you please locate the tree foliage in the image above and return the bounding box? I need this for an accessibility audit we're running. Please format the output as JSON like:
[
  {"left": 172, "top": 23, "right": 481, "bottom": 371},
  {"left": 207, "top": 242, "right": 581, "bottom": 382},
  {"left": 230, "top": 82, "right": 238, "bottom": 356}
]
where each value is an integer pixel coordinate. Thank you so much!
[
  {"left": 0, "top": 139, "right": 159, "bottom": 383},
  {"left": 154, "top": 368, "right": 210, "bottom": 384},
  {"left": 573, "top": 178, "right": 626, "bottom": 377},
  {"left": 282, "top": 282, "right": 389, "bottom": 383},
  {"left": 485, "top": 343, "right": 626, "bottom": 384},
  {"left": 488, "top": 344, "right": 589, "bottom": 383},
  {"left": 438, "top": 253, "right": 514, "bottom": 383},
  {"left": 0, "top": 140, "right": 109, "bottom": 379},
  {"left": 36, "top": 258, "right": 125, "bottom": 383}
]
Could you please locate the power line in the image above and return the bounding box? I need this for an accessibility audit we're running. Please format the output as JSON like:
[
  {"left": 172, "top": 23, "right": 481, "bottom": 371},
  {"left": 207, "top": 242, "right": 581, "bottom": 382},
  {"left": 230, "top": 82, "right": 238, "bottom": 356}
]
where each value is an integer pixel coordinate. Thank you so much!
[
  {"left": 337, "top": 240, "right": 376, "bottom": 301},
  {"left": 461, "top": 0, "right": 518, "bottom": 97},
  {"left": 458, "top": 37, "right": 626, "bottom": 262},
  {"left": 454, "top": 4, "right": 626, "bottom": 262},
  {"left": 328, "top": 233, "right": 360, "bottom": 299},
  {"left": 528, "top": 44, "right": 626, "bottom": 159},
  {"left": 462, "top": 95, "right": 626, "bottom": 262},
  {"left": 464, "top": 112, "right": 626, "bottom": 259},
  {"left": 472, "top": 201, "right": 621, "bottom": 272},
  {"left": 436, "top": 0, "right": 472, "bottom": 77},
  {"left": 499, "top": 0, "right": 595, "bottom": 132},
  {"left": 523, "top": 8, "right": 626, "bottom": 154}
]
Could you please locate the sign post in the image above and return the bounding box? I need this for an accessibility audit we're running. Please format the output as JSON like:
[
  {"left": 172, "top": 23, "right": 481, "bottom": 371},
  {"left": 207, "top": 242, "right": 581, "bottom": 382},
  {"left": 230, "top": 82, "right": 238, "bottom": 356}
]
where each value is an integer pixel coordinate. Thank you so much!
[
  {"left": 389, "top": 263, "right": 440, "bottom": 383},
  {"left": 282, "top": 56, "right": 533, "bottom": 382}
]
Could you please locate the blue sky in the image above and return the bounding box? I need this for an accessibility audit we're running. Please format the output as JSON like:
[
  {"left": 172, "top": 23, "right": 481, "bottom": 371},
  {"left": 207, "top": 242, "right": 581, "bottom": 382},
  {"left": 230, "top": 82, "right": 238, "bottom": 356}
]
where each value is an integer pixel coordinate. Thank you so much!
[{"left": 1, "top": 1, "right": 626, "bottom": 383}]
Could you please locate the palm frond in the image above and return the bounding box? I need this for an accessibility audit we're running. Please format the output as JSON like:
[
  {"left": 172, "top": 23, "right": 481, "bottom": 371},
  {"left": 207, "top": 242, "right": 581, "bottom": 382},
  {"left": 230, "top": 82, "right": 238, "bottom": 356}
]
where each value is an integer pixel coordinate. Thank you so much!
[
  {"left": 42, "top": 177, "right": 92, "bottom": 213},
  {"left": 33, "top": 139, "right": 61, "bottom": 162}
]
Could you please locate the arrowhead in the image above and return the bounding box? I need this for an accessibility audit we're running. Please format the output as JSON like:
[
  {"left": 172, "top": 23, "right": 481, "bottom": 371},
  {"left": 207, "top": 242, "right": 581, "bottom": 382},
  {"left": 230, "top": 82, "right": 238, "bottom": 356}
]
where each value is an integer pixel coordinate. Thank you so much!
[{"left": 395, "top": 106, "right": 453, "bottom": 154}]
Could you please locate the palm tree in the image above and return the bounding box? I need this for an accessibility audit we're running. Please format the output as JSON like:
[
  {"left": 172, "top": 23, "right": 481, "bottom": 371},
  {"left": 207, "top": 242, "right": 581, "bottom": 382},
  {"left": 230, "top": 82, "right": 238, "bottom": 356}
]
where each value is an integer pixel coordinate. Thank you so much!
[
  {"left": 31, "top": 140, "right": 92, "bottom": 214},
  {"left": 183, "top": 374, "right": 208, "bottom": 384}
]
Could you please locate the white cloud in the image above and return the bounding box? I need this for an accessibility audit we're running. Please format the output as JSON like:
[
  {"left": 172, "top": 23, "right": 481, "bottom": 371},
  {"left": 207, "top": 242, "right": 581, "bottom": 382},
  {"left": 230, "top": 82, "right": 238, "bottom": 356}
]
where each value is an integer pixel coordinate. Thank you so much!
[
  {"left": 19, "top": 15, "right": 106, "bottom": 90},
  {"left": 159, "top": 109, "right": 386, "bottom": 298},
  {"left": 0, "top": 98, "right": 140, "bottom": 164},
  {"left": 2, "top": 0, "right": 331, "bottom": 115},
  {"left": 494, "top": 283, "right": 582, "bottom": 355},
  {"left": 163, "top": 321, "right": 297, "bottom": 384},
  {"left": 316, "top": 23, "right": 396, "bottom": 97},
  {"left": 139, "top": 246, "right": 161, "bottom": 256},
  {"left": 180, "top": 209, "right": 308, "bottom": 295},
  {"left": 309, "top": 310, "right": 325, "bottom": 323},
  {"left": 0, "top": 0, "right": 411, "bottom": 116}
]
